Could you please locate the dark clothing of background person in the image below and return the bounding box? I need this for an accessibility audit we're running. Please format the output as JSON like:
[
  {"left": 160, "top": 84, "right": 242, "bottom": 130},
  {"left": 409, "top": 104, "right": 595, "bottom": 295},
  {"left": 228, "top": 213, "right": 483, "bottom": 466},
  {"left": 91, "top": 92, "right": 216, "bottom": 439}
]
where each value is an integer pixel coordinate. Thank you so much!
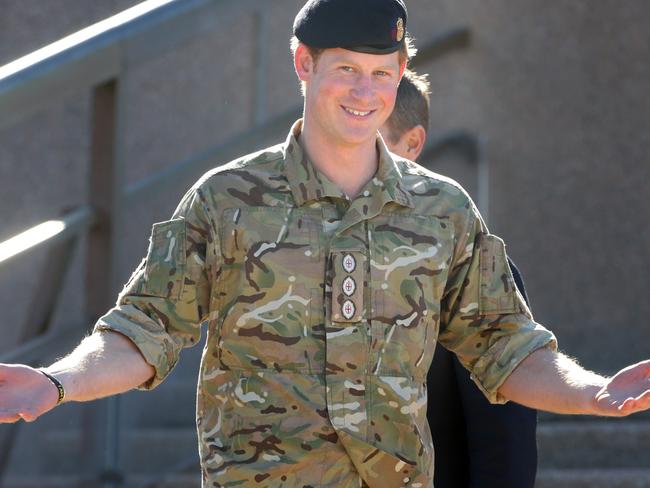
[{"left": 427, "top": 258, "right": 538, "bottom": 488}]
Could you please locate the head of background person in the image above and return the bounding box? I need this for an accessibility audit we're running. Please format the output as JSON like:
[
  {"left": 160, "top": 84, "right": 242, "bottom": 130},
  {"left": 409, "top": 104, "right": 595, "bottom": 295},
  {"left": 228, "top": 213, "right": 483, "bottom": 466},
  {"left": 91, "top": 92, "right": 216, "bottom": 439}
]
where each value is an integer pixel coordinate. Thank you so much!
[
  {"left": 379, "top": 69, "right": 430, "bottom": 162},
  {"left": 290, "top": 0, "right": 417, "bottom": 147}
]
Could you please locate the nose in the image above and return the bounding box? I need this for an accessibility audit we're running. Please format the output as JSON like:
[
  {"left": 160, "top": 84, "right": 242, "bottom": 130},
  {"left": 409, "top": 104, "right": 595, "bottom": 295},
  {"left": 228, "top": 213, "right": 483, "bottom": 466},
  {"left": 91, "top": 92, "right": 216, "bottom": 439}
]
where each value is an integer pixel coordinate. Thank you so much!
[{"left": 350, "top": 74, "right": 374, "bottom": 101}]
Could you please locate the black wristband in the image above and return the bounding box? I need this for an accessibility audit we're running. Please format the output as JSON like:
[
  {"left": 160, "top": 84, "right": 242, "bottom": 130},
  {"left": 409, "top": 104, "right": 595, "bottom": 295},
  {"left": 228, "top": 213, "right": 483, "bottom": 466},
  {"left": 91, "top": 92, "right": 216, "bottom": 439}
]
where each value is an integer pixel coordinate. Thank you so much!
[{"left": 39, "top": 370, "right": 65, "bottom": 405}]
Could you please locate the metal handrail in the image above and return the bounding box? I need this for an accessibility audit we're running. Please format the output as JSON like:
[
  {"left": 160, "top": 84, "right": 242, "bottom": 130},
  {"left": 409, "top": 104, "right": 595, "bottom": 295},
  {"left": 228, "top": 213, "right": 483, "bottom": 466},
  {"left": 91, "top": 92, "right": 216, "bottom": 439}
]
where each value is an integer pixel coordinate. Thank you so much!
[
  {"left": 0, "top": 0, "right": 264, "bottom": 132},
  {"left": 0, "top": 206, "right": 96, "bottom": 267}
]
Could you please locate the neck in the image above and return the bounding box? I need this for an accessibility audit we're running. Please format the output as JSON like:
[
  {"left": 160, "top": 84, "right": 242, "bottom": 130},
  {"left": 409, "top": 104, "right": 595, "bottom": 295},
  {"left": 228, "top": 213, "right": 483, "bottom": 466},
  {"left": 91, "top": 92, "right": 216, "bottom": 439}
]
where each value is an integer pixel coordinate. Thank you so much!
[{"left": 299, "top": 119, "right": 379, "bottom": 199}]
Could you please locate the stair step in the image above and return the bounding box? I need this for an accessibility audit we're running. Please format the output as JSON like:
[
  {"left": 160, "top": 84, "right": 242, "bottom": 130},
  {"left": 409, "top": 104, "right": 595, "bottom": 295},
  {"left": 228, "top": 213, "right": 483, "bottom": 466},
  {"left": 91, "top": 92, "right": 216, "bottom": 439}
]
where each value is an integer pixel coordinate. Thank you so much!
[
  {"left": 537, "top": 420, "right": 650, "bottom": 469},
  {"left": 1, "top": 474, "right": 201, "bottom": 488},
  {"left": 536, "top": 469, "right": 650, "bottom": 488},
  {"left": 7, "top": 412, "right": 649, "bottom": 481},
  {"left": 6, "top": 428, "right": 198, "bottom": 476},
  {"left": 6, "top": 470, "right": 650, "bottom": 488},
  {"left": 539, "top": 410, "right": 650, "bottom": 422}
]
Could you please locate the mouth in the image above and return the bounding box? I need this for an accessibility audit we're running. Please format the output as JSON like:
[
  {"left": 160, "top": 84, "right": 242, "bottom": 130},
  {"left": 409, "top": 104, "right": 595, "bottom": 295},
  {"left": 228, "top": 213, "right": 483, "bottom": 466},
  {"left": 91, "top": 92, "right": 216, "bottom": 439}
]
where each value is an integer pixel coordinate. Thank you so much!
[{"left": 342, "top": 106, "right": 375, "bottom": 118}]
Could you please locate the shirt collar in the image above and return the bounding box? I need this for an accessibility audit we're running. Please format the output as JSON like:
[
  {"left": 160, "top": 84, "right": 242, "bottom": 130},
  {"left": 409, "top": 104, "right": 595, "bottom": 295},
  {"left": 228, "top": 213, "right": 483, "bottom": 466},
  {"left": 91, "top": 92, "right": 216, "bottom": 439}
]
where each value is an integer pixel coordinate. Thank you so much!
[
  {"left": 283, "top": 120, "right": 347, "bottom": 205},
  {"left": 283, "top": 120, "right": 414, "bottom": 210}
]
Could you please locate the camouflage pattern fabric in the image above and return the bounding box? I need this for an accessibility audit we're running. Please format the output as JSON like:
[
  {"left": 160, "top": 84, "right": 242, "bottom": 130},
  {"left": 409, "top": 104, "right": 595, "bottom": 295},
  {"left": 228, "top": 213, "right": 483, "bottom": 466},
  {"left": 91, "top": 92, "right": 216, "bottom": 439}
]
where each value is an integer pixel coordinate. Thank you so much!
[{"left": 95, "top": 120, "right": 556, "bottom": 487}]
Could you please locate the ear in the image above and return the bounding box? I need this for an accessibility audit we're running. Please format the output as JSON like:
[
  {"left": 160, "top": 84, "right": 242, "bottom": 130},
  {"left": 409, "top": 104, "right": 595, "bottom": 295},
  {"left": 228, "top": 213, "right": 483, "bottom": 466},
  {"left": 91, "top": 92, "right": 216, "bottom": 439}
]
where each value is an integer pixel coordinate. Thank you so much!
[
  {"left": 404, "top": 124, "right": 427, "bottom": 160},
  {"left": 294, "top": 43, "right": 315, "bottom": 82}
]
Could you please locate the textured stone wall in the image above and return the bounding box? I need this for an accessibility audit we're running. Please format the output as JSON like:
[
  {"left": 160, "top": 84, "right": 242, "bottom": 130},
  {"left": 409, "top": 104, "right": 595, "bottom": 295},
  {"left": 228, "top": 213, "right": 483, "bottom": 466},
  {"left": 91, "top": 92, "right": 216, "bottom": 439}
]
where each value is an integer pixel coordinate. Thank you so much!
[
  {"left": 0, "top": 0, "right": 141, "bottom": 351},
  {"left": 409, "top": 0, "right": 650, "bottom": 371}
]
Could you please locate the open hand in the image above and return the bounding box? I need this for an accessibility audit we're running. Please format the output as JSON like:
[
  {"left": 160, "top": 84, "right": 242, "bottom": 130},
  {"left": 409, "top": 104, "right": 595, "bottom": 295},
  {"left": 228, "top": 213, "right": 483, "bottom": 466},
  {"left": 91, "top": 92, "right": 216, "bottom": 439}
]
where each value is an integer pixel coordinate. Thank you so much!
[
  {"left": 0, "top": 364, "right": 61, "bottom": 423},
  {"left": 594, "top": 360, "right": 650, "bottom": 416}
]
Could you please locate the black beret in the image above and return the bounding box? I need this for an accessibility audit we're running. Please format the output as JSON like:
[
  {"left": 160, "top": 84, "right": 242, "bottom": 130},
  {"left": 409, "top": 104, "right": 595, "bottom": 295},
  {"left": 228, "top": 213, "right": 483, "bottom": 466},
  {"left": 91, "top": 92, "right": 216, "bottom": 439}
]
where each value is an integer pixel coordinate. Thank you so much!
[{"left": 293, "top": 0, "right": 408, "bottom": 54}]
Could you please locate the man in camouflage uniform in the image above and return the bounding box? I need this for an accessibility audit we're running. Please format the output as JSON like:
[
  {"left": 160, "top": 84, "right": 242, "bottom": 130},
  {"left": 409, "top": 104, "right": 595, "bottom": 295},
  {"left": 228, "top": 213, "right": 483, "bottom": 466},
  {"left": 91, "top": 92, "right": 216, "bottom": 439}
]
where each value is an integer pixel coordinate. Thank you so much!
[
  {"left": 380, "top": 70, "right": 538, "bottom": 488},
  {"left": 1, "top": 1, "right": 650, "bottom": 487}
]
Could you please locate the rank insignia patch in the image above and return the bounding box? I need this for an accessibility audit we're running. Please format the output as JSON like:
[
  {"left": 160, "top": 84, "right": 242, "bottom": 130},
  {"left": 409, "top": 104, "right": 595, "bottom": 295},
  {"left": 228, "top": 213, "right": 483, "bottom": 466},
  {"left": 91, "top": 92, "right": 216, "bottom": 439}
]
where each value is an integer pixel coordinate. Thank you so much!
[
  {"left": 342, "top": 253, "right": 356, "bottom": 273},
  {"left": 342, "top": 300, "right": 356, "bottom": 320},
  {"left": 342, "top": 276, "right": 356, "bottom": 297}
]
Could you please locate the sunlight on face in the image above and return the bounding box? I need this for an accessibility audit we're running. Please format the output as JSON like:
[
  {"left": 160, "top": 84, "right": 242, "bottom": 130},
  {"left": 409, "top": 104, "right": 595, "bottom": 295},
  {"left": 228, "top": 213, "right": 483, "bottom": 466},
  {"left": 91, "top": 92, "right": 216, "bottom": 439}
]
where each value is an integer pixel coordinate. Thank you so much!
[{"left": 301, "top": 48, "right": 403, "bottom": 147}]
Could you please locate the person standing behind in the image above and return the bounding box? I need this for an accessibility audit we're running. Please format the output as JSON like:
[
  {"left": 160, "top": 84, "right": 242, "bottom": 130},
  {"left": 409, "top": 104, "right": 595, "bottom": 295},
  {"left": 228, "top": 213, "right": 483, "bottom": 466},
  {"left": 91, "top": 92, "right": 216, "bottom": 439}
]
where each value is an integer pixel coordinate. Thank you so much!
[{"left": 379, "top": 70, "right": 538, "bottom": 488}]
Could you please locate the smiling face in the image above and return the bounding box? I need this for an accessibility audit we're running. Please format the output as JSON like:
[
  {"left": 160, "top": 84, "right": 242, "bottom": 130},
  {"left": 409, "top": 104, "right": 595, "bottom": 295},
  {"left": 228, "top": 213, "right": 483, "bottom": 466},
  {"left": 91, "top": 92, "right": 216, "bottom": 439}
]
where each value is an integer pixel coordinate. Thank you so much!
[{"left": 295, "top": 45, "right": 405, "bottom": 148}]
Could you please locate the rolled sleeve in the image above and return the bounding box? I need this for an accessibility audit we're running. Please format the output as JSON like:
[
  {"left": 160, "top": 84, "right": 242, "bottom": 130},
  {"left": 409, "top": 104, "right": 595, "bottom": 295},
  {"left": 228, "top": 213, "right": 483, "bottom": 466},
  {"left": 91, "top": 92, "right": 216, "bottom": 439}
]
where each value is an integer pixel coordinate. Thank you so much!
[
  {"left": 469, "top": 317, "right": 557, "bottom": 403},
  {"left": 94, "top": 302, "right": 183, "bottom": 390},
  {"left": 439, "top": 204, "right": 557, "bottom": 404},
  {"left": 93, "top": 183, "right": 213, "bottom": 390}
]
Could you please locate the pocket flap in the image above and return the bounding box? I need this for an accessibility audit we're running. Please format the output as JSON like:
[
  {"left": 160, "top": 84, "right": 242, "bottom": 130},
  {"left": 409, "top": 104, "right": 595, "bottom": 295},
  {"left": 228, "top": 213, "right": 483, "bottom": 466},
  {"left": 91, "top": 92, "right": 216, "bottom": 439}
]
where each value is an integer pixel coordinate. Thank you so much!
[
  {"left": 142, "top": 218, "right": 187, "bottom": 299},
  {"left": 478, "top": 233, "right": 522, "bottom": 315}
]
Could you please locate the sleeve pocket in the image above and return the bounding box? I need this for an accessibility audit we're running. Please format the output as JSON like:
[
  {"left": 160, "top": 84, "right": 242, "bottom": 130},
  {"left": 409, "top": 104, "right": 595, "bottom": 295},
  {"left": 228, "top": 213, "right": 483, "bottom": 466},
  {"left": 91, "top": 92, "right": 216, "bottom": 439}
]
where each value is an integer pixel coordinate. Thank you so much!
[
  {"left": 478, "top": 233, "right": 523, "bottom": 315},
  {"left": 141, "top": 218, "right": 187, "bottom": 299}
]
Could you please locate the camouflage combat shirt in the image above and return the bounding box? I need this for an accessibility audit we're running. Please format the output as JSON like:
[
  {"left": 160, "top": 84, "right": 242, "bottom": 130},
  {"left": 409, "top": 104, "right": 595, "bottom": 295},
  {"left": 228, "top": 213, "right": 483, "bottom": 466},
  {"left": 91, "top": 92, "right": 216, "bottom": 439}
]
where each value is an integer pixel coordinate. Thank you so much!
[{"left": 95, "top": 121, "right": 556, "bottom": 487}]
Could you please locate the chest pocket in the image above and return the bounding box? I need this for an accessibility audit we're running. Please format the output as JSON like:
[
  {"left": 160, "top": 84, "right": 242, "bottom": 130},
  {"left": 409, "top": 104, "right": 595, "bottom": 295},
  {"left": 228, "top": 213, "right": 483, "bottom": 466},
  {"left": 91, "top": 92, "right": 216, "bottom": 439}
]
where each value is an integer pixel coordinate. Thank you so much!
[
  {"left": 218, "top": 207, "right": 324, "bottom": 373},
  {"left": 369, "top": 214, "right": 452, "bottom": 377}
]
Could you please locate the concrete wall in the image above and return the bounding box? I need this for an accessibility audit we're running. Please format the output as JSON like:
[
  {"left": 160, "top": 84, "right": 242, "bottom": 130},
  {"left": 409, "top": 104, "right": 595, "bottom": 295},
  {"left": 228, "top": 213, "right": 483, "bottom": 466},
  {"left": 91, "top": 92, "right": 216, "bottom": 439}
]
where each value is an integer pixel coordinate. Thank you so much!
[
  {"left": 410, "top": 0, "right": 650, "bottom": 372},
  {"left": 1, "top": 0, "right": 648, "bottom": 375},
  {"left": 0, "top": 0, "right": 140, "bottom": 351}
]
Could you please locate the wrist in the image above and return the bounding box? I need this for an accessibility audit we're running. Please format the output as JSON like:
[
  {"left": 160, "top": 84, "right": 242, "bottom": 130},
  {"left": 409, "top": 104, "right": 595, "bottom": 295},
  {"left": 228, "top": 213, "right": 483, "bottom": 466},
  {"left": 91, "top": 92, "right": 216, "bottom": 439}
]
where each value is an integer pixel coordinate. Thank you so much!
[
  {"left": 39, "top": 369, "right": 65, "bottom": 405},
  {"left": 587, "top": 380, "right": 609, "bottom": 416}
]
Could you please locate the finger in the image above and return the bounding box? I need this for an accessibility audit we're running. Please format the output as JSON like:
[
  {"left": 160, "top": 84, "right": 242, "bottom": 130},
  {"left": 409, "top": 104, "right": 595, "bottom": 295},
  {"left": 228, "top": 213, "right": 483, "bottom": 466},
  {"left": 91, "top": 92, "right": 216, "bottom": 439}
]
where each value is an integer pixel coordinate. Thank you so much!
[
  {"left": 0, "top": 411, "right": 22, "bottom": 423},
  {"left": 618, "top": 391, "right": 650, "bottom": 415},
  {"left": 634, "top": 389, "right": 650, "bottom": 405},
  {"left": 18, "top": 410, "right": 37, "bottom": 423},
  {"left": 638, "top": 360, "right": 650, "bottom": 375},
  {"left": 618, "top": 397, "right": 637, "bottom": 413}
]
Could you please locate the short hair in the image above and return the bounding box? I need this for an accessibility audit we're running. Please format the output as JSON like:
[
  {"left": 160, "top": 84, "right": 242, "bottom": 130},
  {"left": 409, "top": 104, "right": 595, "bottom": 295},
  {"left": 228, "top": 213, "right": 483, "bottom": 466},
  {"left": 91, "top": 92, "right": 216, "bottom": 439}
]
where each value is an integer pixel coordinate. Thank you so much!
[{"left": 384, "top": 69, "right": 430, "bottom": 144}]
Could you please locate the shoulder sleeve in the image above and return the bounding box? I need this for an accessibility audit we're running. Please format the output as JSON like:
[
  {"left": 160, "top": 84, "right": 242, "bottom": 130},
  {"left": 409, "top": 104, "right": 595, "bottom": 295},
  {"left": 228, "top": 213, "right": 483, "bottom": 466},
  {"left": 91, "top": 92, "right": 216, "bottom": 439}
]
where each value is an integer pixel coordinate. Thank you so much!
[
  {"left": 438, "top": 197, "right": 557, "bottom": 404},
  {"left": 94, "top": 181, "right": 215, "bottom": 390}
]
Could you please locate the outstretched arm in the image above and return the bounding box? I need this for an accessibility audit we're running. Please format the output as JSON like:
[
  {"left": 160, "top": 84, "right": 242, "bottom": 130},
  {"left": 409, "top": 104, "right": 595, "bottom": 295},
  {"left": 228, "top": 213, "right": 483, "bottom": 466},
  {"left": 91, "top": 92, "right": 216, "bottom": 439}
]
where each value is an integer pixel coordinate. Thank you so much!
[
  {"left": 499, "top": 347, "right": 650, "bottom": 416},
  {"left": 0, "top": 330, "right": 154, "bottom": 423}
]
